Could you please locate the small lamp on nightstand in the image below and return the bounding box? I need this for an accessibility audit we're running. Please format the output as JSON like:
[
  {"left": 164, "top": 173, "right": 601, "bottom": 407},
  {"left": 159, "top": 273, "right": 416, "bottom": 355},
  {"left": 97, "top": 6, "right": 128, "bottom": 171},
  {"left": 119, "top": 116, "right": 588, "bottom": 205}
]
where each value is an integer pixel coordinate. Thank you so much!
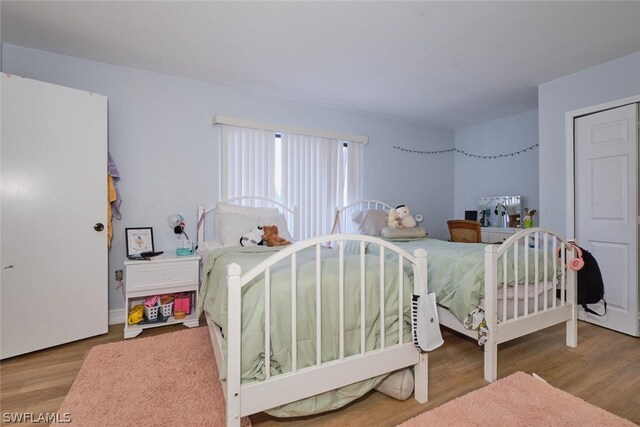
[{"left": 167, "top": 214, "right": 193, "bottom": 256}]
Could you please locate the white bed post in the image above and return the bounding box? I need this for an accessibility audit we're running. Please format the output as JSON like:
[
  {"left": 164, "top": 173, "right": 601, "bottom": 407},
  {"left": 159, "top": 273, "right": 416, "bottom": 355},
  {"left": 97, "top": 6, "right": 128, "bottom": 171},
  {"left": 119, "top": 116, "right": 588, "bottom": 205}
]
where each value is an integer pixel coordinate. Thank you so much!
[
  {"left": 197, "top": 205, "right": 205, "bottom": 244},
  {"left": 226, "top": 263, "right": 242, "bottom": 427},
  {"left": 565, "top": 241, "right": 578, "bottom": 348},
  {"left": 413, "top": 248, "right": 429, "bottom": 403},
  {"left": 293, "top": 206, "right": 301, "bottom": 241},
  {"left": 484, "top": 245, "right": 499, "bottom": 382}
]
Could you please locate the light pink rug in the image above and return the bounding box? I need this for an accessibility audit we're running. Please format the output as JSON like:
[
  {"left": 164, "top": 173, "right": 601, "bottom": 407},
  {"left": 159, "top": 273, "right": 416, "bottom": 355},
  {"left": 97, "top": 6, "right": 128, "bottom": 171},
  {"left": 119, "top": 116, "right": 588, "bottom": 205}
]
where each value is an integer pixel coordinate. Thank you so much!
[
  {"left": 398, "top": 371, "right": 634, "bottom": 427},
  {"left": 55, "top": 327, "right": 250, "bottom": 426}
]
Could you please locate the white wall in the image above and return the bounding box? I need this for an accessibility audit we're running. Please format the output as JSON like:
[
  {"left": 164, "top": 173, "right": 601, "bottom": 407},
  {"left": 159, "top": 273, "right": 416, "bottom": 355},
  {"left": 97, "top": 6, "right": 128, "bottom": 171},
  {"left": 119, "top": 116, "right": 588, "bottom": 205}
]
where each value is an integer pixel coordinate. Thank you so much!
[
  {"left": 454, "top": 109, "right": 539, "bottom": 222},
  {"left": 539, "top": 51, "right": 640, "bottom": 234},
  {"left": 2, "top": 44, "right": 454, "bottom": 314}
]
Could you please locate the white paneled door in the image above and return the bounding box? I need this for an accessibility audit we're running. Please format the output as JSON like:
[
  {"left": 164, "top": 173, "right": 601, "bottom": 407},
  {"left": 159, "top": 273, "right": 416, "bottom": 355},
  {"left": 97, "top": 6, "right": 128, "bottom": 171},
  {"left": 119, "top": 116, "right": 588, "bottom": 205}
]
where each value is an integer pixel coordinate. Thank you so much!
[
  {"left": 575, "top": 103, "right": 638, "bottom": 336},
  {"left": 1, "top": 74, "right": 108, "bottom": 358}
]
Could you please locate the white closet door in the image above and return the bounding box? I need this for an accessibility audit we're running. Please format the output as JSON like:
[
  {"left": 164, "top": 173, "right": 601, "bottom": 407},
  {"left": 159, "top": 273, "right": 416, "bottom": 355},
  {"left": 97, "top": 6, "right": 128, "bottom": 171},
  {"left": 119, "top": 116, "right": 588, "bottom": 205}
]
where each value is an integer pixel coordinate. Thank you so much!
[
  {"left": 1, "top": 74, "right": 108, "bottom": 359},
  {"left": 575, "top": 103, "right": 638, "bottom": 336}
]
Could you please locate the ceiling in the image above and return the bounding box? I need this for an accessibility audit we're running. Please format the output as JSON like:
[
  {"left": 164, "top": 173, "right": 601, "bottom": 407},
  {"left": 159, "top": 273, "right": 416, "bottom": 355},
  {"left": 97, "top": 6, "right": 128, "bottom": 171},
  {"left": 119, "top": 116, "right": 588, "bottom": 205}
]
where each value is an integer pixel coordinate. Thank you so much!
[{"left": 2, "top": 1, "right": 640, "bottom": 130}]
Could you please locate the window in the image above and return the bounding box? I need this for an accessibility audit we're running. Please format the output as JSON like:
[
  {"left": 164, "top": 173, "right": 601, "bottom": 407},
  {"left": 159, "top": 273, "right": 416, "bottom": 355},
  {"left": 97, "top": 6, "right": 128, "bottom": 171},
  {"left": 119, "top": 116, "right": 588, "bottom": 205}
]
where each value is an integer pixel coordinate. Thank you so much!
[{"left": 219, "top": 123, "right": 364, "bottom": 240}]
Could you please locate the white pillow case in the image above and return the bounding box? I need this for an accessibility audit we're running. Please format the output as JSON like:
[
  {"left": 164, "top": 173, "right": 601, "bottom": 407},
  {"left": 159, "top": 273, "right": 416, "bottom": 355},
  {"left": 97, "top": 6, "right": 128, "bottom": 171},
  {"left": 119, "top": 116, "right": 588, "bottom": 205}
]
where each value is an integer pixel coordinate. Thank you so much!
[
  {"left": 216, "top": 210, "right": 293, "bottom": 246},
  {"left": 374, "top": 368, "right": 414, "bottom": 401},
  {"left": 351, "top": 209, "right": 389, "bottom": 236},
  {"left": 217, "top": 211, "right": 260, "bottom": 246},
  {"left": 197, "top": 240, "right": 223, "bottom": 254},
  {"left": 380, "top": 226, "right": 427, "bottom": 239},
  {"left": 258, "top": 214, "right": 293, "bottom": 242},
  {"left": 213, "top": 203, "right": 280, "bottom": 244}
]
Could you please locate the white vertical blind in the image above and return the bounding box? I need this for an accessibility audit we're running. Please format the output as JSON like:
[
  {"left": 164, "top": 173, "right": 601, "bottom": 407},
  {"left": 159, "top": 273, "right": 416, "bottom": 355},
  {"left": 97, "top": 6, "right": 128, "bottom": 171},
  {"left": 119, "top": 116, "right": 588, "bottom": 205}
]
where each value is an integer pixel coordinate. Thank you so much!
[
  {"left": 346, "top": 140, "right": 364, "bottom": 205},
  {"left": 281, "top": 133, "right": 344, "bottom": 240},
  {"left": 220, "top": 125, "right": 276, "bottom": 201},
  {"left": 219, "top": 123, "right": 365, "bottom": 240}
]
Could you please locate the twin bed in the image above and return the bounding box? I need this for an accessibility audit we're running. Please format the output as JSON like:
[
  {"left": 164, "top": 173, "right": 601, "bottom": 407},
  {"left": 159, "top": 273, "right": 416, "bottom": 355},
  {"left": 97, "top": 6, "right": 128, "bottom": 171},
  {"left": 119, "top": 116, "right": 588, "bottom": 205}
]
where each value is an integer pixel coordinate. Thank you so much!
[
  {"left": 196, "top": 197, "right": 578, "bottom": 426},
  {"left": 337, "top": 200, "right": 578, "bottom": 381}
]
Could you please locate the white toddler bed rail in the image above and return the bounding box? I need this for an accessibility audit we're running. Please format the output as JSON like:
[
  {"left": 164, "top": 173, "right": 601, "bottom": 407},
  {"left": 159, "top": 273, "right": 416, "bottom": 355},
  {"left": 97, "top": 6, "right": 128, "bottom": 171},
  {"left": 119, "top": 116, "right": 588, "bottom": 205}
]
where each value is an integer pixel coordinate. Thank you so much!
[
  {"left": 335, "top": 201, "right": 578, "bottom": 383},
  {"left": 209, "top": 233, "right": 429, "bottom": 426}
]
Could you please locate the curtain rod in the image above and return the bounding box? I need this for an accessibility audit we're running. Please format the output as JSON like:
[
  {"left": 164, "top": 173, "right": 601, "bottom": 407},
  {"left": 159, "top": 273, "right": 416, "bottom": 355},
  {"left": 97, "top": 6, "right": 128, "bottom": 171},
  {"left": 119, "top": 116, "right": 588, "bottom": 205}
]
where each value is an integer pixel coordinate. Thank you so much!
[{"left": 211, "top": 114, "right": 368, "bottom": 144}]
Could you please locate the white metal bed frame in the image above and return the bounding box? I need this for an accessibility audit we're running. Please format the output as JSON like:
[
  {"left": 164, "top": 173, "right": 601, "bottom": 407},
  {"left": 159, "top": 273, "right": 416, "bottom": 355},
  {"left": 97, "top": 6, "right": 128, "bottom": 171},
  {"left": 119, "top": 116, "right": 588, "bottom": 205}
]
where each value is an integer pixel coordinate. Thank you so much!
[
  {"left": 337, "top": 200, "right": 578, "bottom": 382},
  {"left": 197, "top": 197, "right": 430, "bottom": 426}
]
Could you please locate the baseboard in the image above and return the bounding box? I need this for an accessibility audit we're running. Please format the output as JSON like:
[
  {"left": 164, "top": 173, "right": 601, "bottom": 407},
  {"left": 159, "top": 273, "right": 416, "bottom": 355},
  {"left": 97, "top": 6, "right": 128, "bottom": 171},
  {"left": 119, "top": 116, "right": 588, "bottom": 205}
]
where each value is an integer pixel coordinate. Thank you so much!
[{"left": 109, "top": 308, "right": 126, "bottom": 325}]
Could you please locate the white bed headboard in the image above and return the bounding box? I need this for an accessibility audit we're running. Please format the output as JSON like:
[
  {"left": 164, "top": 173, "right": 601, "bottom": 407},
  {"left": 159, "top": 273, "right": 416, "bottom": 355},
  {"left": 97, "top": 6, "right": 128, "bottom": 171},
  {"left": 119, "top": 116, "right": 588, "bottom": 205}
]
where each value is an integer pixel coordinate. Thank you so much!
[
  {"left": 334, "top": 199, "right": 393, "bottom": 234},
  {"left": 197, "top": 196, "right": 299, "bottom": 244}
]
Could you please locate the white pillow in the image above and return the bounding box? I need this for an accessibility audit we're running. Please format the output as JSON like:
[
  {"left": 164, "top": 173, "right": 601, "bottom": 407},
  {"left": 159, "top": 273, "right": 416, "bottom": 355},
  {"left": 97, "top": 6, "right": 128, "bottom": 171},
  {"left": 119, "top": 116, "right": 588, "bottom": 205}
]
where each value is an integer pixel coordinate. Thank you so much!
[
  {"left": 217, "top": 211, "right": 262, "bottom": 246},
  {"left": 374, "top": 368, "right": 414, "bottom": 401},
  {"left": 213, "top": 203, "right": 280, "bottom": 243},
  {"left": 380, "top": 226, "right": 427, "bottom": 239},
  {"left": 351, "top": 209, "right": 389, "bottom": 236},
  {"left": 196, "top": 240, "right": 223, "bottom": 254},
  {"left": 258, "top": 213, "right": 293, "bottom": 242},
  {"left": 217, "top": 211, "right": 293, "bottom": 246}
]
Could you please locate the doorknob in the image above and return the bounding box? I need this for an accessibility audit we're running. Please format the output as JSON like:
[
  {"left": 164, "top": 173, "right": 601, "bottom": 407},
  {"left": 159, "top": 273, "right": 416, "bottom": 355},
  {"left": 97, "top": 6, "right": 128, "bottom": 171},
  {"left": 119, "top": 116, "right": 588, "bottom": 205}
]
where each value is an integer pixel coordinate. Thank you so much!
[{"left": 94, "top": 223, "right": 105, "bottom": 232}]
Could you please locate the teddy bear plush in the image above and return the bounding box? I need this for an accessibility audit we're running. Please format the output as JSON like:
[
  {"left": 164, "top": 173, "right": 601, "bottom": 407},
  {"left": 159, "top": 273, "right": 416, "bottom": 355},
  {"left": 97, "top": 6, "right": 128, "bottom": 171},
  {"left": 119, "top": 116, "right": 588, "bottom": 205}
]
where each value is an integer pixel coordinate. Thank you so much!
[
  {"left": 261, "top": 225, "right": 291, "bottom": 247},
  {"left": 240, "top": 225, "right": 264, "bottom": 247},
  {"left": 387, "top": 209, "right": 401, "bottom": 228},
  {"left": 395, "top": 204, "right": 417, "bottom": 228}
]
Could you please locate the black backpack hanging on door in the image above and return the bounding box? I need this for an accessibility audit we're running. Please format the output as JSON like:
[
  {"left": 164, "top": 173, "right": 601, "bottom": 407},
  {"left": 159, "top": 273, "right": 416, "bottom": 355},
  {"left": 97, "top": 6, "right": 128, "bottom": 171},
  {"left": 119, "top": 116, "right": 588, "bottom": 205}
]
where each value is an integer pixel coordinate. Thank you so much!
[{"left": 571, "top": 245, "right": 607, "bottom": 316}]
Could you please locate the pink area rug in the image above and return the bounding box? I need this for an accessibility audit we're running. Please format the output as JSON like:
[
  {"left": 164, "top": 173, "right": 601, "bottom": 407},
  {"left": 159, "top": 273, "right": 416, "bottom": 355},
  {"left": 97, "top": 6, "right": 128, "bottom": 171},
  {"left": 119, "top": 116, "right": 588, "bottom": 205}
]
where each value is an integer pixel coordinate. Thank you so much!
[
  {"left": 398, "top": 371, "right": 634, "bottom": 427},
  {"left": 54, "top": 327, "right": 250, "bottom": 426}
]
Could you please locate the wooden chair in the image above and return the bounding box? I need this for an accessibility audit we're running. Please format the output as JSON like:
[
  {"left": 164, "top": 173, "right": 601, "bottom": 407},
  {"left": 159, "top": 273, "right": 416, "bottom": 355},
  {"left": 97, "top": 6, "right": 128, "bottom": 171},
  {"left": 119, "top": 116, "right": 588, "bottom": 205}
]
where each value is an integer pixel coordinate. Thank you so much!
[{"left": 447, "top": 220, "right": 481, "bottom": 243}]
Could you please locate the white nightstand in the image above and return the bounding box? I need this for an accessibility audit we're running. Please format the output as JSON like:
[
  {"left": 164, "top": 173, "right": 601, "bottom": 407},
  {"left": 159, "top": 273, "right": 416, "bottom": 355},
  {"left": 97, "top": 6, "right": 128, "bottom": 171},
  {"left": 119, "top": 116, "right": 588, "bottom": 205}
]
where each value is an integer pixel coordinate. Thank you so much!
[{"left": 123, "top": 254, "right": 201, "bottom": 339}]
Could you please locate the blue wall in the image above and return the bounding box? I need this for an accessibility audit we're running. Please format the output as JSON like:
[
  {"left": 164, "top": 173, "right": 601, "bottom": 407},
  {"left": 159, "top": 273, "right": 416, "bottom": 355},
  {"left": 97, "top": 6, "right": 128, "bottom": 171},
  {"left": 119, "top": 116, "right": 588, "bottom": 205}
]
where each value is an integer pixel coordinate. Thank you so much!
[
  {"left": 538, "top": 51, "right": 640, "bottom": 233},
  {"left": 454, "top": 109, "right": 539, "bottom": 222},
  {"left": 10, "top": 42, "right": 634, "bottom": 317},
  {"left": 2, "top": 44, "right": 454, "bottom": 314}
]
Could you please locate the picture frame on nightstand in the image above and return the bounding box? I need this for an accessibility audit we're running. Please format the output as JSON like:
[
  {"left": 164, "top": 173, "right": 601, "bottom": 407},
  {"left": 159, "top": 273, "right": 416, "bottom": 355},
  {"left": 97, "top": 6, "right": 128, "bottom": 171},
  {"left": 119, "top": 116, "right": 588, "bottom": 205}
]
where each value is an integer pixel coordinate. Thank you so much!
[{"left": 125, "top": 227, "right": 154, "bottom": 256}]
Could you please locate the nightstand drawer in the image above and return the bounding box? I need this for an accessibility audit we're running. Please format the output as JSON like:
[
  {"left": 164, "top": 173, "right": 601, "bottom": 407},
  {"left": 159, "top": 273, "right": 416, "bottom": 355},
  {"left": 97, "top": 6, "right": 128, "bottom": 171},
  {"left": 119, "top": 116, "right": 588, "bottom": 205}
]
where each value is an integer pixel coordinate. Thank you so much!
[{"left": 126, "top": 261, "right": 199, "bottom": 292}]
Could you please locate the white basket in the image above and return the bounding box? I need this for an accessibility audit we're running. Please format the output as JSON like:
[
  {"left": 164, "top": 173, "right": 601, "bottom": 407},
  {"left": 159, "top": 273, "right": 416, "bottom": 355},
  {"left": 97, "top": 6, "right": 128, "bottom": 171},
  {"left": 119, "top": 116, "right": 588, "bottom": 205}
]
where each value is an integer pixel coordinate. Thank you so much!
[
  {"left": 160, "top": 301, "right": 173, "bottom": 317},
  {"left": 144, "top": 304, "right": 159, "bottom": 320}
]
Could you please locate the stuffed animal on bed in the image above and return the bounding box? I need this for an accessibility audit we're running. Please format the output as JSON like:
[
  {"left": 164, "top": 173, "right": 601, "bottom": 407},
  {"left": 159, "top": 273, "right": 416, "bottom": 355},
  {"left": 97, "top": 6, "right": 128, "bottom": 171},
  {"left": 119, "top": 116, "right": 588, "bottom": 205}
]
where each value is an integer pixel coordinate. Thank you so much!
[
  {"left": 262, "top": 225, "right": 291, "bottom": 247},
  {"left": 240, "top": 225, "right": 264, "bottom": 247},
  {"left": 395, "top": 204, "right": 417, "bottom": 228},
  {"left": 387, "top": 208, "right": 401, "bottom": 228}
]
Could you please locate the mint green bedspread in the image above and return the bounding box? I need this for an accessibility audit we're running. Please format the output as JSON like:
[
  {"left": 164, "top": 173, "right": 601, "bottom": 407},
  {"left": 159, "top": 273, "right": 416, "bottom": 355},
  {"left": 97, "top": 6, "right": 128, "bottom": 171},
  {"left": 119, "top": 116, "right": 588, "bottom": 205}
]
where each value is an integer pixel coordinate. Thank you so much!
[
  {"left": 358, "top": 238, "right": 559, "bottom": 324},
  {"left": 196, "top": 245, "right": 412, "bottom": 417}
]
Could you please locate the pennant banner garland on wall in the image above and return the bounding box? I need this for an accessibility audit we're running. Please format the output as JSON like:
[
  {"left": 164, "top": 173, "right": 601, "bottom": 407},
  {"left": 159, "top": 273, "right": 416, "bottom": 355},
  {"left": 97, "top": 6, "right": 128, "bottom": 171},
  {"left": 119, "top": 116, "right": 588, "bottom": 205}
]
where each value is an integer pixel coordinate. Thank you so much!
[{"left": 393, "top": 143, "right": 539, "bottom": 159}]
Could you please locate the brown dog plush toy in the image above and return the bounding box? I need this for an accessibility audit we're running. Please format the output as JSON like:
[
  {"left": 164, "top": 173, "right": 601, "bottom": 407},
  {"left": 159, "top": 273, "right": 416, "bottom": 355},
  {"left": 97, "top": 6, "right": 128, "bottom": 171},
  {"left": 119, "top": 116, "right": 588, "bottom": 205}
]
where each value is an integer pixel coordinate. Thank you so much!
[{"left": 261, "top": 225, "right": 291, "bottom": 247}]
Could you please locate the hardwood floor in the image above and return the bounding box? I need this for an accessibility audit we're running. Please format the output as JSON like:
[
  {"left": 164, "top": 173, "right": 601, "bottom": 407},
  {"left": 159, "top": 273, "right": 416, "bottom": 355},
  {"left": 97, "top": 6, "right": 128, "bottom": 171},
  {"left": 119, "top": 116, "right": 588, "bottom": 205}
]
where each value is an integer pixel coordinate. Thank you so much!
[{"left": 1, "top": 321, "right": 638, "bottom": 426}]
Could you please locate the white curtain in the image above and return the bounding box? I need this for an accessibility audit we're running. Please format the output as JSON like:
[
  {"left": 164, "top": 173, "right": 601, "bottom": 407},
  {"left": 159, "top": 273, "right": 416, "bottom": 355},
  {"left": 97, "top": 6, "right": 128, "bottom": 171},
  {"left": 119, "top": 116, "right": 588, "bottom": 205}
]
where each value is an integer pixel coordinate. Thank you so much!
[{"left": 220, "top": 125, "right": 276, "bottom": 202}]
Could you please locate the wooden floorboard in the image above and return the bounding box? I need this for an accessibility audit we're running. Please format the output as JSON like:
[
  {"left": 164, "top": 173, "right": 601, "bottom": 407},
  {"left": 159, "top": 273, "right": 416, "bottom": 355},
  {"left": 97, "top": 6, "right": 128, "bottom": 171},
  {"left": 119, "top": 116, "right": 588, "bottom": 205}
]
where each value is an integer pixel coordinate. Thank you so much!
[{"left": 1, "top": 321, "right": 638, "bottom": 426}]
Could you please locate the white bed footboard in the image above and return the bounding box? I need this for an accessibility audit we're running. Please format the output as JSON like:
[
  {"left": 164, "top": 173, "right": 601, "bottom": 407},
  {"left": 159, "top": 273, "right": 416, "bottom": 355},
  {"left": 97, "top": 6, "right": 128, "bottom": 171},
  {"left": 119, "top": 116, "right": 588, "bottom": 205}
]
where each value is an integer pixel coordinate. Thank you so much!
[
  {"left": 481, "top": 227, "right": 577, "bottom": 382},
  {"left": 217, "top": 234, "right": 429, "bottom": 426}
]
